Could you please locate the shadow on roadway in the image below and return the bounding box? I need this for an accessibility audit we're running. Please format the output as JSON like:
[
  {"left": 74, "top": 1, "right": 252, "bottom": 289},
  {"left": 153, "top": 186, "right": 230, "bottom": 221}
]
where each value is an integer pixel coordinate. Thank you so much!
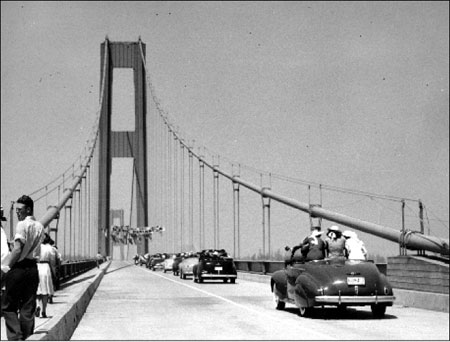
[
  {"left": 105, "top": 263, "right": 134, "bottom": 275},
  {"left": 282, "top": 306, "right": 398, "bottom": 320}
]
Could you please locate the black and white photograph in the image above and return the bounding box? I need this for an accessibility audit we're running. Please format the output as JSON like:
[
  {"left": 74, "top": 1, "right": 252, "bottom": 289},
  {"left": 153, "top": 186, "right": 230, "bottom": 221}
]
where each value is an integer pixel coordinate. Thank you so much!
[{"left": 1, "top": 1, "right": 448, "bottom": 340}]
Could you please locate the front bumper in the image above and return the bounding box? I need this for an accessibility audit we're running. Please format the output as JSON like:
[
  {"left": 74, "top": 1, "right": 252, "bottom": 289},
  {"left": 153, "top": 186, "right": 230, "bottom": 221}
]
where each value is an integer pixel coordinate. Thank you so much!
[{"left": 314, "top": 295, "right": 395, "bottom": 305}]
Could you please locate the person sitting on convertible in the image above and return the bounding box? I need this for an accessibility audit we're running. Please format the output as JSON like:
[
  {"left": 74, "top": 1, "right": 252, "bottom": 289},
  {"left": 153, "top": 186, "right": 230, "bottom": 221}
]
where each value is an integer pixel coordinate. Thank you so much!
[
  {"left": 290, "top": 226, "right": 326, "bottom": 263},
  {"left": 325, "top": 225, "right": 346, "bottom": 260}
]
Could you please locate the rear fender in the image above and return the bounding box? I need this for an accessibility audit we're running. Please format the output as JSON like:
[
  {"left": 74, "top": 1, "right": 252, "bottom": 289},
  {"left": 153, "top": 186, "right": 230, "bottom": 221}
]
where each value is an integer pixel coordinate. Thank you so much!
[
  {"left": 271, "top": 270, "right": 288, "bottom": 298},
  {"left": 295, "top": 274, "right": 320, "bottom": 308}
]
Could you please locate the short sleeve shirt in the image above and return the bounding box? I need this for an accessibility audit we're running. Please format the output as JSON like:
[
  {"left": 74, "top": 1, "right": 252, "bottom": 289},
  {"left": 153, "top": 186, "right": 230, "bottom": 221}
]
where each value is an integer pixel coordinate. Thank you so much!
[{"left": 14, "top": 216, "right": 45, "bottom": 262}]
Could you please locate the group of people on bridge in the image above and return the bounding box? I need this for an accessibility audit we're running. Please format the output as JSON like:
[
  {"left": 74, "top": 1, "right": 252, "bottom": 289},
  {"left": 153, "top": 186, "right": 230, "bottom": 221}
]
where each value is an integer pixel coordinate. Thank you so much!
[
  {"left": 1, "top": 196, "right": 62, "bottom": 341},
  {"left": 285, "top": 224, "right": 368, "bottom": 265}
]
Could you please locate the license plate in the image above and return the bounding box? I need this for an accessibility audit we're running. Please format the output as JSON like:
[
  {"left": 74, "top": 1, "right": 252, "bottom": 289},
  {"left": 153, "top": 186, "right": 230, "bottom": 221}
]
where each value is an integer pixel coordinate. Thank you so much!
[
  {"left": 347, "top": 277, "right": 365, "bottom": 285},
  {"left": 215, "top": 266, "right": 223, "bottom": 271}
]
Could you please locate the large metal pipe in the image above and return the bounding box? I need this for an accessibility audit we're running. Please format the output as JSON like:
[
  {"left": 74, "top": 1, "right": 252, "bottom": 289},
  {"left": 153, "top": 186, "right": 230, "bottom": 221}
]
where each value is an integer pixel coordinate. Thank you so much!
[
  {"left": 166, "top": 123, "right": 449, "bottom": 256},
  {"left": 38, "top": 146, "right": 95, "bottom": 229}
]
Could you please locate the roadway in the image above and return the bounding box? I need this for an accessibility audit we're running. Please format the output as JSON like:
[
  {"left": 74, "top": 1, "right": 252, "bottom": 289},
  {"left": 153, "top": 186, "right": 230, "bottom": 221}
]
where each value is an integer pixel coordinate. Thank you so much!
[
  {"left": 71, "top": 260, "right": 448, "bottom": 340},
  {"left": 1, "top": 260, "right": 448, "bottom": 340}
]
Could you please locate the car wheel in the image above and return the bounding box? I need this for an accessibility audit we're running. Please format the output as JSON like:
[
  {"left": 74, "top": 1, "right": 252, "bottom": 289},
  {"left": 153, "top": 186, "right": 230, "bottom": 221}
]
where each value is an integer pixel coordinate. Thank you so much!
[
  {"left": 371, "top": 304, "right": 386, "bottom": 318},
  {"left": 272, "top": 284, "right": 285, "bottom": 310},
  {"left": 182, "top": 272, "right": 186, "bottom": 279},
  {"left": 230, "top": 278, "right": 236, "bottom": 284},
  {"left": 298, "top": 306, "right": 312, "bottom": 317}
]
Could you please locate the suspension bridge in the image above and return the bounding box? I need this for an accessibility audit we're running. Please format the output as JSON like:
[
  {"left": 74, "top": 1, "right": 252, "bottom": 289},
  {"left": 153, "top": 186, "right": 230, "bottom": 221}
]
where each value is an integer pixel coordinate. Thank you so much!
[{"left": 1, "top": 38, "right": 448, "bottom": 340}]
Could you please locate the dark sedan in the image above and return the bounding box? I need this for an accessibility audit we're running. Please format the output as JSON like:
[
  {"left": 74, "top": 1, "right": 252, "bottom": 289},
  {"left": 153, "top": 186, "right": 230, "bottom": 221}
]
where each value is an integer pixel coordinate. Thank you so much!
[
  {"left": 193, "top": 249, "right": 237, "bottom": 283},
  {"left": 271, "top": 257, "right": 395, "bottom": 318}
]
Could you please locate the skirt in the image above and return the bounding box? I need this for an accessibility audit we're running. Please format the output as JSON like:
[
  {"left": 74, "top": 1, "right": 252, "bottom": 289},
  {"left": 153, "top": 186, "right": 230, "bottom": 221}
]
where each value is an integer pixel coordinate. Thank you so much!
[{"left": 37, "top": 263, "right": 54, "bottom": 295}]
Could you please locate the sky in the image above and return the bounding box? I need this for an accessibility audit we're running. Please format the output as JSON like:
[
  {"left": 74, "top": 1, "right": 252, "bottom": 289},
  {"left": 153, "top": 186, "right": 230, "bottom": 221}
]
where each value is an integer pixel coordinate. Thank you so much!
[{"left": 1, "top": 1, "right": 448, "bottom": 259}]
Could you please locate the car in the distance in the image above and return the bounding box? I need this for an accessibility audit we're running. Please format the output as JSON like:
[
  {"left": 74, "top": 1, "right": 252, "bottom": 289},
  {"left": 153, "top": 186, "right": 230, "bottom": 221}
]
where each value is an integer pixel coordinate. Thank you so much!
[
  {"left": 178, "top": 253, "right": 199, "bottom": 279},
  {"left": 163, "top": 254, "right": 176, "bottom": 273},
  {"left": 193, "top": 249, "right": 237, "bottom": 283},
  {"left": 271, "top": 254, "right": 395, "bottom": 318},
  {"left": 147, "top": 253, "right": 166, "bottom": 271}
]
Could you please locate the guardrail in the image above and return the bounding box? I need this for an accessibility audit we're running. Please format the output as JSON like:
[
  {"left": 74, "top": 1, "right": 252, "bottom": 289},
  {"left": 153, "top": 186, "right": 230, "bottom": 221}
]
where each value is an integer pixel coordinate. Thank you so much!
[
  {"left": 234, "top": 260, "right": 387, "bottom": 276},
  {"left": 58, "top": 259, "right": 105, "bottom": 283}
]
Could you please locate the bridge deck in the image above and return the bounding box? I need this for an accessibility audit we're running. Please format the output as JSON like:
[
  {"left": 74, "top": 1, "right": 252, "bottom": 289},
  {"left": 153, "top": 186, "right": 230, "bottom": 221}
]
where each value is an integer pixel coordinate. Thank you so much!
[{"left": 1, "top": 260, "right": 448, "bottom": 340}]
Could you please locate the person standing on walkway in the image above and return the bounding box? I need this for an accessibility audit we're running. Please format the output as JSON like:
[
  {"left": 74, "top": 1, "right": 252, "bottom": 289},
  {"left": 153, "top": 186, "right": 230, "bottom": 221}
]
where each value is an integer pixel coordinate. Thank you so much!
[
  {"left": 35, "top": 233, "right": 55, "bottom": 318},
  {"left": 96, "top": 250, "right": 104, "bottom": 268},
  {"left": 1, "top": 205, "right": 11, "bottom": 279},
  {"left": 1, "top": 206, "right": 11, "bottom": 315},
  {"left": 2, "top": 195, "right": 45, "bottom": 340}
]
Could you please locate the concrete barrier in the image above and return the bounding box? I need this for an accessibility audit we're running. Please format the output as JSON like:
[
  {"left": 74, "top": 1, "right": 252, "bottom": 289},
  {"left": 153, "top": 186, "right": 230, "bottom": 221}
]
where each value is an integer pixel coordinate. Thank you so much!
[
  {"left": 27, "top": 261, "right": 111, "bottom": 341},
  {"left": 237, "top": 271, "right": 449, "bottom": 313}
]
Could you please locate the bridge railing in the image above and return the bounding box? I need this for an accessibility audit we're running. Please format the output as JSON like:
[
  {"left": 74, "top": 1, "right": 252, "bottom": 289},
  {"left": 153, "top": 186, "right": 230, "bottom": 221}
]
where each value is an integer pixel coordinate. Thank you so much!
[
  {"left": 58, "top": 259, "right": 104, "bottom": 283},
  {"left": 234, "top": 260, "right": 387, "bottom": 276}
]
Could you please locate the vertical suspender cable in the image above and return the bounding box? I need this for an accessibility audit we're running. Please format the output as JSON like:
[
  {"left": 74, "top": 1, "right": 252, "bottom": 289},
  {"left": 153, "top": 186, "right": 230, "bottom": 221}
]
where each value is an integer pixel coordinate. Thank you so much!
[
  {"left": 167, "top": 127, "right": 171, "bottom": 252},
  {"left": 181, "top": 145, "right": 184, "bottom": 251},
  {"left": 216, "top": 168, "right": 220, "bottom": 248},
  {"left": 78, "top": 186, "right": 82, "bottom": 259},
  {"left": 213, "top": 167, "right": 217, "bottom": 250},
  {"left": 88, "top": 163, "right": 91, "bottom": 256},
  {"left": 128, "top": 159, "right": 135, "bottom": 260},
  {"left": 173, "top": 135, "right": 177, "bottom": 253},
  {"left": 199, "top": 160, "right": 204, "bottom": 250},
  {"left": 237, "top": 181, "right": 240, "bottom": 259},
  {"left": 189, "top": 150, "right": 194, "bottom": 249}
]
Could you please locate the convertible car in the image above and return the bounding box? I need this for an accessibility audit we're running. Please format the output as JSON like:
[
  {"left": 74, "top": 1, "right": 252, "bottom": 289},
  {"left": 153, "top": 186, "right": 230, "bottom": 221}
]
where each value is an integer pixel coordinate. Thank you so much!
[
  {"left": 147, "top": 253, "right": 166, "bottom": 271},
  {"left": 271, "top": 257, "right": 395, "bottom": 318},
  {"left": 193, "top": 249, "right": 237, "bottom": 283},
  {"left": 178, "top": 254, "right": 199, "bottom": 279}
]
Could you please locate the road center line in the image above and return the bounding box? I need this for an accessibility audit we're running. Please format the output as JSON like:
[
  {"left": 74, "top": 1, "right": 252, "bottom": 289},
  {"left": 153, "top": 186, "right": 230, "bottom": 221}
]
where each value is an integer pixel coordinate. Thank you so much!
[{"left": 138, "top": 266, "right": 331, "bottom": 339}]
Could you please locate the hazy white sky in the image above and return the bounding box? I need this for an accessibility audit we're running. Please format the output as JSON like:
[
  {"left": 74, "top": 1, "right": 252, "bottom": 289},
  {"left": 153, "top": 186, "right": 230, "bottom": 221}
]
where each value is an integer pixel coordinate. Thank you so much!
[{"left": 1, "top": 1, "right": 448, "bottom": 257}]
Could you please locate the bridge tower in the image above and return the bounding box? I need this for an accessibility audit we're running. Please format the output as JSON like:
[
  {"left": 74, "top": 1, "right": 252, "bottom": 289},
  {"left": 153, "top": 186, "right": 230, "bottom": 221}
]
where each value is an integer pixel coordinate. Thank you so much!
[{"left": 98, "top": 39, "right": 148, "bottom": 257}]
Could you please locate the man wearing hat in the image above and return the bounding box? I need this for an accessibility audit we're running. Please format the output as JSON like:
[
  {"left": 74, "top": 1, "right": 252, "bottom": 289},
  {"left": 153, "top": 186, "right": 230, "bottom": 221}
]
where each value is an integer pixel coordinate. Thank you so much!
[
  {"left": 325, "top": 225, "right": 346, "bottom": 259},
  {"left": 301, "top": 229, "right": 326, "bottom": 261}
]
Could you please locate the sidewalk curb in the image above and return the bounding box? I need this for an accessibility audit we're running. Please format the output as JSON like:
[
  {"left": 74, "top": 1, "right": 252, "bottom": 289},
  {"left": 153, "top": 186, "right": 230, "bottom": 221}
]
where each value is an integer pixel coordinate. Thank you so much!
[{"left": 27, "top": 261, "right": 111, "bottom": 341}]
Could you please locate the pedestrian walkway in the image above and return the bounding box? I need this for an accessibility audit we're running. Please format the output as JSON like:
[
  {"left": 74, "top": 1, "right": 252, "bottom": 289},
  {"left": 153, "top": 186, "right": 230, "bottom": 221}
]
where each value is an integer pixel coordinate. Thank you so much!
[{"left": 1, "top": 261, "right": 110, "bottom": 341}]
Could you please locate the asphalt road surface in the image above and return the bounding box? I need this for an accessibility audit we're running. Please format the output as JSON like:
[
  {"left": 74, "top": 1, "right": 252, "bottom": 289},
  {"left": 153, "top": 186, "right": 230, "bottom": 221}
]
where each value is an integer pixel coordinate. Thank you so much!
[{"left": 69, "top": 261, "right": 449, "bottom": 340}]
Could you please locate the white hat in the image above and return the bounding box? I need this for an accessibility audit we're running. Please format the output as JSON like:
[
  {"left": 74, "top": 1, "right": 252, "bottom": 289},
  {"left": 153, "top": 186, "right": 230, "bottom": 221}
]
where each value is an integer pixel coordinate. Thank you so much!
[
  {"left": 342, "top": 230, "right": 356, "bottom": 239},
  {"left": 328, "top": 225, "right": 340, "bottom": 232}
]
